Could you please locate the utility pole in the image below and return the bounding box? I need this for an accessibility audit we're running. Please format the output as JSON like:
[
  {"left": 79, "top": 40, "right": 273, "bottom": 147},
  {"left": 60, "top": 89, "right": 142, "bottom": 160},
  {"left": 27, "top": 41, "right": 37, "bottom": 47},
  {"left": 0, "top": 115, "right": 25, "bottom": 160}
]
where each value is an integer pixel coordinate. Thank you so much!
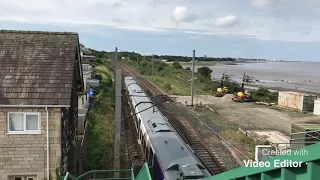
[
  {"left": 137, "top": 54, "right": 139, "bottom": 71},
  {"left": 191, "top": 50, "right": 195, "bottom": 106},
  {"left": 152, "top": 54, "right": 154, "bottom": 82},
  {"left": 113, "top": 48, "right": 118, "bottom": 75},
  {"left": 113, "top": 47, "right": 122, "bottom": 178}
]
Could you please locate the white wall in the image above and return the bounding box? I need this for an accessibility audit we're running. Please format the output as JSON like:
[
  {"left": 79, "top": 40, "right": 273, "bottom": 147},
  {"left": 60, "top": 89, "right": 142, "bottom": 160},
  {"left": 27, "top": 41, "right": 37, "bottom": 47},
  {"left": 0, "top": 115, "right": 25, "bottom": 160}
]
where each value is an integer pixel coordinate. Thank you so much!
[{"left": 313, "top": 99, "right": 320, "bottom": 115}]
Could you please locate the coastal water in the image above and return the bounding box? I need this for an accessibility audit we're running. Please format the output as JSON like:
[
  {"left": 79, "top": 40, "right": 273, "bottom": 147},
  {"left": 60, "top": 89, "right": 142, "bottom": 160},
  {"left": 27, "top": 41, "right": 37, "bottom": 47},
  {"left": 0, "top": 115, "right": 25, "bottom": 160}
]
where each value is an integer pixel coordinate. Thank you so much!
[{"left": 183, "top": 61, "right": 320, "bottom": 93}]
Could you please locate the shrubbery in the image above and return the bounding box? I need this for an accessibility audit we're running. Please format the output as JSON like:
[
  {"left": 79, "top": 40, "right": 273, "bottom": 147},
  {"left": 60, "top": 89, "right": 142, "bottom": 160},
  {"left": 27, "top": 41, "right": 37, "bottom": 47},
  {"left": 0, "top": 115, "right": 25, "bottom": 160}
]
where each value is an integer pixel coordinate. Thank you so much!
[
  {"left": 197, "top": 66, "right": 212, "bottom": 79},
  {"left": 172, "top": 61, "right": 183, "bottom": 69},
  {"left": 86, "top": 65, "right": 115, "bottom": 170}
]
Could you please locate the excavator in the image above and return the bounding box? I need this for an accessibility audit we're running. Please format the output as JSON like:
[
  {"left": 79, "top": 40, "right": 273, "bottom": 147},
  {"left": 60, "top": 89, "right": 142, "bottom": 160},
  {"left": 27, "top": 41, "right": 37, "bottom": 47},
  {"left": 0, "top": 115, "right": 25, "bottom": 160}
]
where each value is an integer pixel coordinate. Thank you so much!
[
  {"left": 232, "top": 72, "right": 253, "bottom": 102},
  {"left": 213, "top": 72, "right": 229, "bottom": 97}
]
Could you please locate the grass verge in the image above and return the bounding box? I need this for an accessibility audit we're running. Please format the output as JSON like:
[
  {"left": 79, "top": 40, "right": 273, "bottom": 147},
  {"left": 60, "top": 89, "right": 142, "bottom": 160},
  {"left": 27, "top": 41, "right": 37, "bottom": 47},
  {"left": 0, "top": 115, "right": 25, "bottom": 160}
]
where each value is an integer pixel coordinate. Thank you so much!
[
  {"left": 122, "top": 60, "right": 222, "bottom": 96},
  {"left": 221, "top": 130, "right": 269, "bottom": 160},
  {"left": 86, "top": 63, "right": 115, "bottom": 171}
]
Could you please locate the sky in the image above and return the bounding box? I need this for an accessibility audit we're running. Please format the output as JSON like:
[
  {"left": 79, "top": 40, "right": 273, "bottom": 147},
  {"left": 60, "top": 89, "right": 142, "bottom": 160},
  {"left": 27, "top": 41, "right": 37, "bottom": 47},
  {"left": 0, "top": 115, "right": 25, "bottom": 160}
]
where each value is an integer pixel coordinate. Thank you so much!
[{"left": 1, "top": 0, "right": 320, "bottom": 61}]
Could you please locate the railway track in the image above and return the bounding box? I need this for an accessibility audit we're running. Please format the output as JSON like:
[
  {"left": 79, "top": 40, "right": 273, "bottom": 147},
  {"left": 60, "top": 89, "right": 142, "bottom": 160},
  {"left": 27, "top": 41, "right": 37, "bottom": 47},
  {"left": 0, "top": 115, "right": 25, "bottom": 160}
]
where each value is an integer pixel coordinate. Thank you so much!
[
  {"left": 121, "top": 71, "right": 144, "bottom": 175},
  {"left": 121, "top": 65, "right": 226, "bottom": 175}
]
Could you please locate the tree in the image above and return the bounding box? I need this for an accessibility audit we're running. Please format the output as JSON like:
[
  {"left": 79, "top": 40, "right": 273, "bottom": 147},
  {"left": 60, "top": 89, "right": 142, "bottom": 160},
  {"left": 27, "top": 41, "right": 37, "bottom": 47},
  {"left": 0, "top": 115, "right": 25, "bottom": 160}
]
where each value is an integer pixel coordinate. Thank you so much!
[
  {"left": 197, "top": 66, "right": 212, "bottom": 79},
  {"left": 156, "top": 61, "right": 165, "bottom": 71},
  {"left": 172, "top": 61, "right": 182, "bottom": 69},
  {"left": 140, "top": 60, "right": 149, "bottom": 68}
]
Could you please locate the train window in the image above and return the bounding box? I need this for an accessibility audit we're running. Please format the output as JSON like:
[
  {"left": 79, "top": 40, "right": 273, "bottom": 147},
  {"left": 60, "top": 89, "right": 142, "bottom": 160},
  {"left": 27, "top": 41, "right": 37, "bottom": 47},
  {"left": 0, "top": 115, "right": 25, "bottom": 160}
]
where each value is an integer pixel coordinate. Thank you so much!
[
  {"left": 142, "top": 134, "right": 146, "bottom": 152},
  {"left": 137, "top": 118, "right": 141, "bottom": 130}
]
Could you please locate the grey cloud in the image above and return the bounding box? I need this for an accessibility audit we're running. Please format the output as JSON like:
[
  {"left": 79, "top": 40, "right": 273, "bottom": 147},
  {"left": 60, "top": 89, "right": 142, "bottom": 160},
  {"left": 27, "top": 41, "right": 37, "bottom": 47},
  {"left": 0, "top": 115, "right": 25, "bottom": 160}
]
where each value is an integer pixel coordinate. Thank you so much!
[
  {"left": 112, "top": 18, "right": 127, "bottom": 23},
  {"left": 112, "top": 2, "right": 122, "bottom": 8}
]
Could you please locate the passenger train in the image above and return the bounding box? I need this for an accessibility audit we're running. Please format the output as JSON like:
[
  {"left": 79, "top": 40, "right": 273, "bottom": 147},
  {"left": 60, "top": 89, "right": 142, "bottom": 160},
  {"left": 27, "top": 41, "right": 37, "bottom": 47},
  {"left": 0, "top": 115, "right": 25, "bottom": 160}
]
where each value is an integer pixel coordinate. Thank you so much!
[{"left": 124, "top": 76, "right": 212, "bottom": 180}]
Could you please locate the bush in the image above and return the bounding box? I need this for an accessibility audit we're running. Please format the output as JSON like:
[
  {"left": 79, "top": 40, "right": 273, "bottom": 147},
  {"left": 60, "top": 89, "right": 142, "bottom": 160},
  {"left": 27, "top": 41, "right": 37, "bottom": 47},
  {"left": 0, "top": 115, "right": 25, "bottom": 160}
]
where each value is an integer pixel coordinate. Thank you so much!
[
  {"left": 140, "top": 60, "right": 149, "bottom": 68},
  {"left": 185, "top": 67, "right": 191, "bottom": 71},
  {"left": 197, "top": 66, "right": 212, "bottom": 79},
  {"left": 96, "top": 58, "right": 103, "bottom": 65},
  {"left": 164, "top": 83, "right": 172, "bottom": 91},
  {"left": 172, "top": 61, "right": 183, "bottom": 69},
  {"left": 256, "top": 87, "right": 269, "bottom": 96},
  {"left": 156, "top": 61, "right": 166, "bottom": 71},
  {"left": 252, "top": 87, "right": 278, "bottom": 102},
  {"left": 87, "top": 77, "right": 114, "bottom": 170},
  {"left": 228, "top": 82, "right": 241, "bottom": 93}
]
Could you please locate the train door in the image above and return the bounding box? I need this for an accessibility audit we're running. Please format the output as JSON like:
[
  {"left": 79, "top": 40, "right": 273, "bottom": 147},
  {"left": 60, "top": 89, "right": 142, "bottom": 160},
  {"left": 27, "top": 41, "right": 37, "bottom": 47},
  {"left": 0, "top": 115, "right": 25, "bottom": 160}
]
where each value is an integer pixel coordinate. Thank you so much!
[
  {"left": 142, "top": 133, "right": 146, "bottom": 158},
  {"left": 146, "top": 144, "right": 150, "bottom": 163},
  {"left": 138, "top": 118, "right": 141, "bottom": 142},
  {"left": 148, "top": 147, "right": 154, "bottom": 178}
]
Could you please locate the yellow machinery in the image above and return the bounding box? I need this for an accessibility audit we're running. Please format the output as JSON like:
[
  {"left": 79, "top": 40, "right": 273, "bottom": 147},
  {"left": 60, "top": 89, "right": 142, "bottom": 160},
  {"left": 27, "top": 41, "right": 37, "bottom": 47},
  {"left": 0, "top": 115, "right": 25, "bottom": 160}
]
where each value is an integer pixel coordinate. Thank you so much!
[
  {"left": 232, "top": 90, "right": 252, "bottom": 102},
  {"left": 214, "top": 87, "right": 229, "bottom": 97},
  {"left": 213, "top": 72, "right": 229, "bottom": 97},
  {"left": 232, "top": 73, "right": 253, "bottom": 102}
]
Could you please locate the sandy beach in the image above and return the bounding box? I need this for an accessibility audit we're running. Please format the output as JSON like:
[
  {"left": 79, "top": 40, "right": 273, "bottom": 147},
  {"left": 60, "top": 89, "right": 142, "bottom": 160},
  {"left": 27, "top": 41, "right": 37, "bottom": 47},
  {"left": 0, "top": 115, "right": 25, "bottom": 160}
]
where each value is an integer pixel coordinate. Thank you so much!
[{"left": 183, "top": 61, "right": 320, "bottom": 94}]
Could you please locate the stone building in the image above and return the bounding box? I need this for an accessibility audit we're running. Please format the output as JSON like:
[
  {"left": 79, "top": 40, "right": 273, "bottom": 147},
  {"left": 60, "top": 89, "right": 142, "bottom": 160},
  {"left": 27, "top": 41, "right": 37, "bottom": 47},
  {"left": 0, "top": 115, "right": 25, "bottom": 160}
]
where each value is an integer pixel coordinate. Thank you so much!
[{"left": 0, "top": 30, "right": 85, "bottom": 179}]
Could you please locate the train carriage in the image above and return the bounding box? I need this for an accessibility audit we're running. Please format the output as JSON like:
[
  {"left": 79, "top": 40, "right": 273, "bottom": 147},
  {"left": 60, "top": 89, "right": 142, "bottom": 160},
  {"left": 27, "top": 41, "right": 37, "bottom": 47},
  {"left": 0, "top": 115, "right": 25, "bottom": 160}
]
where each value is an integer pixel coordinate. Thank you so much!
[{"left": 124, "top": 77, "right": 212, "bottom": 180}]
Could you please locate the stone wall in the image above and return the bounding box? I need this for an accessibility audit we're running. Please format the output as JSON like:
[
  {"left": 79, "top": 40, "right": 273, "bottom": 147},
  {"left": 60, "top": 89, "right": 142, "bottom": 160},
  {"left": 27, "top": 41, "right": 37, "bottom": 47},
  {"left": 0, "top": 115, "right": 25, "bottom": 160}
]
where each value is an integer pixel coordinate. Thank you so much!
[{"left": 0, "top": 107, "right": 61, "bottom": 180}]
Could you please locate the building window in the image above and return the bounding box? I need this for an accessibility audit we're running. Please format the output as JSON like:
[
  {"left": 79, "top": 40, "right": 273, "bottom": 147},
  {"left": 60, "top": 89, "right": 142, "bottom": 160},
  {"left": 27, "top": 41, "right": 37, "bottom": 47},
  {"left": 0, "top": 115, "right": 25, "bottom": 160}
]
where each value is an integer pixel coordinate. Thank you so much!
[
  {"left": 9, "top": 176, "right": 36, "bottom": 180},
  {"left": 7, "top": 112, "right": 41, "bottom": 134}
]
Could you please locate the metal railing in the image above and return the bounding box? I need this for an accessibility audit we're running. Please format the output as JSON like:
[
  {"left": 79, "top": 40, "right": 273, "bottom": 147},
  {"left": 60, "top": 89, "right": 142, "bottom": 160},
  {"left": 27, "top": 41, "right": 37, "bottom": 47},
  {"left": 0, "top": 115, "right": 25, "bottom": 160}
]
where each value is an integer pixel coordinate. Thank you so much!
[{"left": 204, "top": 142, "right": 320, "bottom": 180}]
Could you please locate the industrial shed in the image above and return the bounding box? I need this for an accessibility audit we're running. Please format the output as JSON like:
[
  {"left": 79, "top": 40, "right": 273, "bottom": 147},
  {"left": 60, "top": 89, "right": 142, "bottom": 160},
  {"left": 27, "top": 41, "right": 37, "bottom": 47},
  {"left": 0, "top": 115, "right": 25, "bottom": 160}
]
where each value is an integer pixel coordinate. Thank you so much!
[{"left": 278, "top": 91, "right": 317, "bottom": 111}]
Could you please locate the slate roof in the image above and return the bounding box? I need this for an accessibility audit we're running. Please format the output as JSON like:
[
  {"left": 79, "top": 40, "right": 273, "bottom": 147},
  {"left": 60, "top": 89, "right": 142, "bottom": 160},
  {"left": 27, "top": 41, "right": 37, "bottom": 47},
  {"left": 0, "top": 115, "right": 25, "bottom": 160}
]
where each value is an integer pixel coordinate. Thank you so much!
[{"left": 0, "top": 30, "right": 81, "bottom": 106}]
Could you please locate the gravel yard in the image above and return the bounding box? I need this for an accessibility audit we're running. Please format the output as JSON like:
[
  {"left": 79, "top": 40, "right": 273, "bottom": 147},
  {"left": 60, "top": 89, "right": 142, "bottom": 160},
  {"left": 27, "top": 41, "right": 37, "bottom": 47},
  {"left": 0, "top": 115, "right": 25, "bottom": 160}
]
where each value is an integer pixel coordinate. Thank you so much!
[{"left": 173, "top": 94, "right": 316, "bottom": 165}]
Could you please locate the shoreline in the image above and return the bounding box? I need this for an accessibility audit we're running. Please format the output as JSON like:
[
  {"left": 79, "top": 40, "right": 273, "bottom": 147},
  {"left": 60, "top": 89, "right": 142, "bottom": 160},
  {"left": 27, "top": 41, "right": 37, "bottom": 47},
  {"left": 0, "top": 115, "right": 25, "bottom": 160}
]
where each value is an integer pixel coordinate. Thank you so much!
[
  {"left": 168, "top": 60, "right": 266, "bottom": 66},
  {"left": 180, "top": 61, "right": 320, "bottom": 96}
]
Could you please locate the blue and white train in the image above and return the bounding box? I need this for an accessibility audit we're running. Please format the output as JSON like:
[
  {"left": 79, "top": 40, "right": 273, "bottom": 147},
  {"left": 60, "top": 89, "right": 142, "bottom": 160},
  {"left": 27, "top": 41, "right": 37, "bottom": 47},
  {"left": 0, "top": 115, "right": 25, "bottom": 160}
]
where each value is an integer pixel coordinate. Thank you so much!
[{"left": 124, "top": 76, "right": 212, "bottom": 180}]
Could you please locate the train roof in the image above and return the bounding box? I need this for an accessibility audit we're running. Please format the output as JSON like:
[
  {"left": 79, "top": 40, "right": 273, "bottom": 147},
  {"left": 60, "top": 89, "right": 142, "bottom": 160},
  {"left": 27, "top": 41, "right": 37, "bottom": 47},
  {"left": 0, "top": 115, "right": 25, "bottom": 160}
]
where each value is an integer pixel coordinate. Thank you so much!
[{"left": 125, "top": 76, "right": 210, "bottom": 179}]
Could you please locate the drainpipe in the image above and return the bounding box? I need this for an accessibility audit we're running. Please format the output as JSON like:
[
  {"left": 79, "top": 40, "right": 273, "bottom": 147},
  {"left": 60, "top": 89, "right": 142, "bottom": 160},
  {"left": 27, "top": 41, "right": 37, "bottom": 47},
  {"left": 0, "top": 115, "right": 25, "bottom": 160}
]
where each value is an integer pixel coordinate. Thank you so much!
[{"left": 45, "top": 107, "right": 50, "bottom": 179}]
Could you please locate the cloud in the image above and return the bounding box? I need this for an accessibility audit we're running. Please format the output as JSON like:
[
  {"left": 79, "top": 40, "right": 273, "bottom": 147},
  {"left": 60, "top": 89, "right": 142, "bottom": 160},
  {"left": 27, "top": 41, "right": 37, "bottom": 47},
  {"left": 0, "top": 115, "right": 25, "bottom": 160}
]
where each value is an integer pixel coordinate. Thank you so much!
[
  {"left": 112, "top": 2, "right": 122, "bottom": 8},
  {"left": 214, "top": 15, "right": 239, "bottom": 27},
  {"left": 0, "top": 0, "right": 319, "bottom": 42},
  {"left": 251, "top": 0, "right": 279, "bottom": 8},
  {"left": 172, "top": 6, "right": 197, "bottom": 24},
  {"left": 188, "top": 35, "right": 203, "bottom": 39},
  {"left": 112, "top": 18, "right": 127, "bottom": 23}
]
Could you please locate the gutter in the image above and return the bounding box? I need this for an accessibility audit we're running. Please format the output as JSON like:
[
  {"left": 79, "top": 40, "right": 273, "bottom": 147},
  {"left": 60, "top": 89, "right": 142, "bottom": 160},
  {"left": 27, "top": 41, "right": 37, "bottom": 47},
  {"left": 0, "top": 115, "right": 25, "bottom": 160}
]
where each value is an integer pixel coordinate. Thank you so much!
[
  {"left": 45, "top": 107, "right": 50, "bottom": 179},
  {"left": 0, "top": 105, "right": 70, "bottom": 108}
]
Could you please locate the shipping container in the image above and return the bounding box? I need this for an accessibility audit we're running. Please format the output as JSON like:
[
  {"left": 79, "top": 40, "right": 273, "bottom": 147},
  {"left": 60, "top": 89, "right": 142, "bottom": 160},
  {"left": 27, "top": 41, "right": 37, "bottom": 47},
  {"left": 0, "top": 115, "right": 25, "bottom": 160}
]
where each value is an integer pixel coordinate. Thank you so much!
[
  {"left": 278, "top": 91, "right": 317, "bottom": 111},
  {"left": 290, "top": 123, "right": 320, "bottom": 149},
  {"left": 313, "top": 99, "right": 320, "bottom": 115}
]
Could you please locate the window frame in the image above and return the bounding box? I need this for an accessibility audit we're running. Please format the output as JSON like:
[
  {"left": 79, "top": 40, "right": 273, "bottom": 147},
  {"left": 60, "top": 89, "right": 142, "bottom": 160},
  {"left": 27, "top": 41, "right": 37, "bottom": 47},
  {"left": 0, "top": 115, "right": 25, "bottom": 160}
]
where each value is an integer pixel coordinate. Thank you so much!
[
  {"left": 9, "top": 176, "right": 37, "bottom": 180},
  {"left": 7, "top": 112, "right": 41, "bottom": 134}
]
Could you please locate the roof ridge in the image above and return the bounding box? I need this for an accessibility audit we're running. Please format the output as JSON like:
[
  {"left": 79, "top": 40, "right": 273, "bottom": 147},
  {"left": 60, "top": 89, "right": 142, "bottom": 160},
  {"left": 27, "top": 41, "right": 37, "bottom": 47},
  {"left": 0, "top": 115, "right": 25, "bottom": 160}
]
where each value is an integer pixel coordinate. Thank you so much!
[{"left": 0, "top": 29, "right": 78, "bottom": 35}]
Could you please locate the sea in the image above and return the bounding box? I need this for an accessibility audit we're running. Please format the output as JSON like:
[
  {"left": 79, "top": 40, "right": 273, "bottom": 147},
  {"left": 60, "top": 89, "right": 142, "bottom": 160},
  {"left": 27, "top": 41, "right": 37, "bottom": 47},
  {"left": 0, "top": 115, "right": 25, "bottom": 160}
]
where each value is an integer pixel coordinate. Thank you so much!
[{"left": 183, "top": 61, "right": 320, "bottom": 93}]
